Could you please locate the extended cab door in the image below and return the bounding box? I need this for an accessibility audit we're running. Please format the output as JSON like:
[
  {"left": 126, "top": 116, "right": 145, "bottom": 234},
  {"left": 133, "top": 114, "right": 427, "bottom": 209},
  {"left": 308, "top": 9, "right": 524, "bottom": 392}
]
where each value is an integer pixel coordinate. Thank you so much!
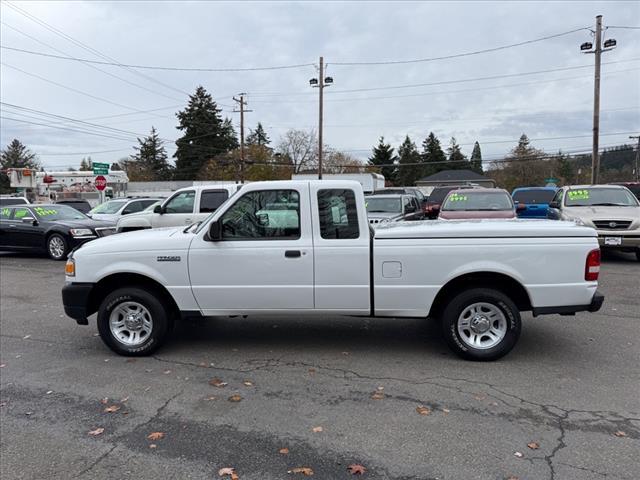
[
  {"left": 188, "top": 184, "right": 314, "bottom": 314},
  {"left": 153, "top": 190, "right": 196, "bottom": 227},
  {"left": 310, "top": 185, "right": 371, "bottom": 313}
]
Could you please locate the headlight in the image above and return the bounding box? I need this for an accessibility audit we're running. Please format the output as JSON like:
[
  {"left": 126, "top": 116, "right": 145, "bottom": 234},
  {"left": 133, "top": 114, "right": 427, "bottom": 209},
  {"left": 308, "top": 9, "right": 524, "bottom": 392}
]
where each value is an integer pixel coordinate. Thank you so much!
[
  {"left": 70, "top": 228, "right": 93, "bottom": 237},
  {"left": 65, "top": 258, "right": 75, "bottom": 277}
]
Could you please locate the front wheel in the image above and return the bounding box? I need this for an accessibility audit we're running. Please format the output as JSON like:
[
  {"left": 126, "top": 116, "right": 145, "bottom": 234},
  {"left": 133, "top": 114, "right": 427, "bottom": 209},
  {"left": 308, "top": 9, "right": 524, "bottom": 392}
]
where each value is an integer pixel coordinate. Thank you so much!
[
  {"left": 441, "top": 288, "right": 521, "bottom": 361},
  {"left": 97, "top": 287, "right": 170, "bottom": 356},
  {"left": 47, "top": 233, "right": 68, "bottom": 260}
]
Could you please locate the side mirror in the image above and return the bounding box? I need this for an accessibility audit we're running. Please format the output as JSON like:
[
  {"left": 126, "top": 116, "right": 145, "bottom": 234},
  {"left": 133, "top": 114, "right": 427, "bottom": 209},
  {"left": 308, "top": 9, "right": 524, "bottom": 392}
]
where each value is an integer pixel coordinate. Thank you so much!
[
  {"left": 153, "top": 205, "right": 163, "bottom": 214},
  {"left": 404, "top": 204, "right": 416, "bottom": 213},
  {"left": 206, "top": 220, "right": 222, "bottom": 241},
  {"left": 549, "top": 201, "right": 560, "bottom": 209},
  {"left": 22, "top": 216, "right": 37, "bottom": 225},
  {"left": 516, "top": 203, "right": 526, "bottom": 212},
  {"left": 431, "top": 205, "right": 440, "bottom": 214}
]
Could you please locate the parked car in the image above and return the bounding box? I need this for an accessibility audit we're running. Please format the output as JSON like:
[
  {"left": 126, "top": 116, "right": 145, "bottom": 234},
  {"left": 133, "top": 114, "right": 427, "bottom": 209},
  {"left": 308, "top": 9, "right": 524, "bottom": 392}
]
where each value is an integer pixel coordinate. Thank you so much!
[
  {"left": 0, "top": 204, "right": 116, "bottom": 260},
  {"left": 547, "top": 185, "right": 640, "bottom": 261},
  {"left": 375, "top": 187, "right": 428, "bottom": 213},
  {"left": 62, "top": 180, "right": 603, "bottom": 361},
  {"left": 55, "top": 198, "right": 92, "bottom": 214},
  {"left": 511, "top": 186, "right": 558, "bottom": 218},
  {"left": 116, "top": 184, "right": 241, "bottom": 233},
  {"left": 0, "top": 195, "right": 30, "bottom": 207},
  {"left": 365, "top": 193, "right": 424, "bottom": 225},
  {"left": 88, "top": 197, "right": 162, "bottom": 222},
  {"left": 438, "top": 188, "right": 519, "bottom": 220},
  {"left": 425, "top": 185, "right": 474, "bottom": 219},
  {"left": 609, "top": 182, "right": 640, "bottom": 200}
]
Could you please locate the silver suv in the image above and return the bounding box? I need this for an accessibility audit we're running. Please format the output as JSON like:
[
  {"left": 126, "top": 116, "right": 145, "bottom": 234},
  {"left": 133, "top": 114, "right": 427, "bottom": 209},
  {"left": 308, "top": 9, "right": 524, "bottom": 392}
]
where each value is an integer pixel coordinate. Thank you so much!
[{"left": 548, "top": 185, "right": 640, "bottom": 261}]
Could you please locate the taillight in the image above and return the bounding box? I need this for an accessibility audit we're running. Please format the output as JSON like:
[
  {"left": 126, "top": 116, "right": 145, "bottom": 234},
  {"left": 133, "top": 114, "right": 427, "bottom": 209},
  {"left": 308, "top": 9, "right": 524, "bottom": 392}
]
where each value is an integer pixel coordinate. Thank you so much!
[{"left": 585, "top": 249, "right": 600, "bottom": 281}]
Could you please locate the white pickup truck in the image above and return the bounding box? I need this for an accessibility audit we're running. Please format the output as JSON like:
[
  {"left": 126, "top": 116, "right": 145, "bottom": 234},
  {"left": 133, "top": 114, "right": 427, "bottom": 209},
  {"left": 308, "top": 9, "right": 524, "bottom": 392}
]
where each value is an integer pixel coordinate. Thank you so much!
[{"left": 62, "top": 180, "right": 604, "bottom": 361}]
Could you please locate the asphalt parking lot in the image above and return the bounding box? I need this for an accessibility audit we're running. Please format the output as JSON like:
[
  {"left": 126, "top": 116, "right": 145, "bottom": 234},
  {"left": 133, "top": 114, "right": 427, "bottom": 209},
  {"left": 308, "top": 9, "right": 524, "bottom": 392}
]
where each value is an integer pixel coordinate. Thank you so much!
[{"left": 0, "top": 252, "right": 638, "bottom": 480}]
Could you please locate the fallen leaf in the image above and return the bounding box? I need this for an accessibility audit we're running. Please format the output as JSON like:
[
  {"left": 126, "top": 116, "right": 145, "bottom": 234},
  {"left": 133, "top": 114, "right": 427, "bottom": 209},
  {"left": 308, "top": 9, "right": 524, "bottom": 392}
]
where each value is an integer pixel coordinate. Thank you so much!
[
  {"left": 198, "top": 362, "right": 207, "bottom": 367},
  {"left": 371, "top": 391, "right": 384, "bottom": 400},
  {"left": 312, "top": 426, "right": 323, "bottom": 432},
  {"left": 209, "top": 378, "right": 228, "bottom": 388},
  {"left": 205, "top": 396, "right": 217, "bottom": 401},
  {"left": 0, "top": 364, "right": 5, "bottom": 368},
  {"left": 243, "top": 381, "right": 253, "bottom": 386},
  {"left": 416, "top": 406, "right": 431, "bottom": 416},
  {"left": 219, "top": 467, "right": 238, "bottom": 479},
  {"left": 147, "top": 432, "right": 165, "bottom": 441},
  {"left": 614, "top": 430, "right": 627, "bottom": 437},
  {"left": 474, "top": 394, "right": 486, "bottom": 401},
  {"left": 163, "top": 369, "right": 171, "bottom": 374},
  {"left": 228, "top": 394, "right": 242, "bottom": 402},
  {"left": 104, "top": 359, "right": 109, "bottom": 362},
  {"left": 149, "top": 444, "right": 157, "bottom": 449},
  {"left": 104, "top": 405, "right": 120, "bottom": 413},
  {"left": 120, "top": 396, "right": 129, "bottom": 403},
  {"left": 527, "top": 442, "right": 540, "bottom": 450},
  {"left": 46, "top": 390, "right": 53, "bottom": 395},
  {"left": 347, "top": 464, "right": 367, "bottom": 475},
  {"left": 25, "top": 411, "right": 33, "bottom": 416},
  {"left": 376, "top": 386, "right": 384, "bottom": 391},
  {"left": 341, "top": 351, "right": 350, "bottom": 356},
  {"left": 88, "top": 427, "right": 104, "bottom": 436},
  {"left": 308, "top": 368, "right": 316, "bottom": 374},
  {"left": 279, "top": 448, "right": 289, "bottom": 454},
  {"left": 514, "top": 451, "right": 524, "bottom": 458},
  {"left": 100, "top": 397, "right": 109, "bottom": 405},
  {"left": 506, "top": 476, "right": 520, "bottom": 480},
  {"left": 442, "top": 408, "right": 450, "bottom": 414},
  {"left": 23, "top": 335, "right": 31, "bottom": 339},
  {"left": 288, "top": 467, "right": 314, "bottom": 476}
]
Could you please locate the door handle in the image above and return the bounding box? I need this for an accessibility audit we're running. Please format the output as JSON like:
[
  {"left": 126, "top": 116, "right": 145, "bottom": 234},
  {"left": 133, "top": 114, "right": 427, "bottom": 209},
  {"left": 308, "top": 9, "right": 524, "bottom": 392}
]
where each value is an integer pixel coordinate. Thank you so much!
[{"left": 285, "top": 250, "right": 301, "bottom": 258}]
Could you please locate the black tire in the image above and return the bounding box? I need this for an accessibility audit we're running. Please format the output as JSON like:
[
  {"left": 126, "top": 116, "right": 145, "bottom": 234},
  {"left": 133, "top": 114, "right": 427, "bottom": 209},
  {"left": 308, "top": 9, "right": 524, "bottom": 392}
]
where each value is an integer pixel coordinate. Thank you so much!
[
  {"left": 46, "top": 233, "right": 68, "bottom": 261},
  {"left": 440, "top": 288, "right": 521, "bottom": 361},
  {"left": 97, "top": 287, "right": 170, "bottom": 356}
]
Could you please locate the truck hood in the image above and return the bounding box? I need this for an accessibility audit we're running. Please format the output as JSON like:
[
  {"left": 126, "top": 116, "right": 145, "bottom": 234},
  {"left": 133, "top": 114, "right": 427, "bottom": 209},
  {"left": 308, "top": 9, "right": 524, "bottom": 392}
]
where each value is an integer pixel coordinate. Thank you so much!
[
  {"left": 73, "top": 226, "right": 193, "bottom": 256},
  {"left": 374, "top": 219, "right": 597, "bottom": 239},
  {"left": 562, "top": 205, "right": 640, "bottom": 222},
  {"left": 88, "top": 213, "right": 119, "bottom": 222}
]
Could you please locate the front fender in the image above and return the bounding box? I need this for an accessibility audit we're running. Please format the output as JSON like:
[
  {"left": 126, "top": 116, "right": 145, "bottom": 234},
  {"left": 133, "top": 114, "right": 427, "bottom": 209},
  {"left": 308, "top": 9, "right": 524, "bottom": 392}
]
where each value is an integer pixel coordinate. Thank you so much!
[{"left": 117, "top": 216, "right": 153, "bottom": 229}]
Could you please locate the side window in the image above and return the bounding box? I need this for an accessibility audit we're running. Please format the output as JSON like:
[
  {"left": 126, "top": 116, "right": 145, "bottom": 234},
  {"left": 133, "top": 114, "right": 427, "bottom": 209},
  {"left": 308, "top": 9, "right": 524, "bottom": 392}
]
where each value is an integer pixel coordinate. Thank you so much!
[
  {"left": 554, "top": 190, "right": 564, "bottom": 207},
  {"left": 402, "top": 196, "right": 412, "bottom": 212},
  {"left": 123, "top": 201, "right": 143, "bottom": 215},
  {"left": 221, "top": 190, "right": 300, "bottom": 240},
  {"left": 200, "top": 190, "right": 229, "bottom": 213},
  {"left": 164, "top": 191, "right": 195, "bottom": 214},
  {"left": 140, "top": 200, "right": 157, "bottom": 209},
  {"left": 1, "top": 207, "right": 13, "bottom": 220},
  {"left": 318, "top": 189, "right": 360, "bottom": 240},
  {"left": 13, "top": 208, "right": 31, "bottom": 220}
]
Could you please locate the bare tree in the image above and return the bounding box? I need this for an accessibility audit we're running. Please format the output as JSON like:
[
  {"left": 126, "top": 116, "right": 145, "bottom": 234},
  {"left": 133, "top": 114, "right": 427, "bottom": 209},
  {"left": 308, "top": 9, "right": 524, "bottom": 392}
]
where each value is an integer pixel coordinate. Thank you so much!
[{"left": 276, "top": 129, "right": 318, "bottom": 173}]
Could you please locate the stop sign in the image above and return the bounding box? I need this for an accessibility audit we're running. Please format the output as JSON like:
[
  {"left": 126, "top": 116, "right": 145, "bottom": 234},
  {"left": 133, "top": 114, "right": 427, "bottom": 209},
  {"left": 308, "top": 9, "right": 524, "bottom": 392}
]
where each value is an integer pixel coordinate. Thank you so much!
[{"left": 94, "top": 175, "right": 107, "bottom": 191}]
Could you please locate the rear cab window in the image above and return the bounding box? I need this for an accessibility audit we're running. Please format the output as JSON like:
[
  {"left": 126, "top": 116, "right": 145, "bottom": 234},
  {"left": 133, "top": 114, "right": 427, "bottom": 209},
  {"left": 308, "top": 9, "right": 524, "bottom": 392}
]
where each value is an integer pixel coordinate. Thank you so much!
[
  {"left": 317, "top": 189, "right": 360, "bottom": 239},
  {"left": 200, "top": 190, "right": 230, "bottom": 213}
]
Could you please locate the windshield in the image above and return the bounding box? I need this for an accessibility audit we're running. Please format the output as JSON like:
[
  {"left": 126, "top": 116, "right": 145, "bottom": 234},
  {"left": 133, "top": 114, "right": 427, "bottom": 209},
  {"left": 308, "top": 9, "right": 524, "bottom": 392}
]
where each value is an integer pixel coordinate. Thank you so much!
[
  {"left": 442, "top": 191, "right": 514, "bottom": 211},
  {"left": 512, "top": 189, "right": 556, "bottom": 204},
  {"left": 89, "top": 200, "right": 127, "bottom": 214},
  {"left": 32, "top": 205, "right": 87, "bottom": 221},
  {"left": 365, "top": 197, "right": 402, "bottom": 213},
  {"left": 565, "top": 188, "right": 639, "bottom": 207}
]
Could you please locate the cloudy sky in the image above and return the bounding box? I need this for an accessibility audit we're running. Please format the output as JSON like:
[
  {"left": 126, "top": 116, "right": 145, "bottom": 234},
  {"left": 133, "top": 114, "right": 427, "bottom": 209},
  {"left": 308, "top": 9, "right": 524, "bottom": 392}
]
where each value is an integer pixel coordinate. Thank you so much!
[{"left": 1, "top": 0, "right": 639, "bottom": 171}]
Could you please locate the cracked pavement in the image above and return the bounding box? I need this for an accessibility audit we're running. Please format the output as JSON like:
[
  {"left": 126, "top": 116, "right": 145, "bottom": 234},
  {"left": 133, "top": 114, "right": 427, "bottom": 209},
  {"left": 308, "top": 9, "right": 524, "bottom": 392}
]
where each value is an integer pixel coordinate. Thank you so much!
[{"left": 1, "top": 251, "right": 638, "bottom": 479}]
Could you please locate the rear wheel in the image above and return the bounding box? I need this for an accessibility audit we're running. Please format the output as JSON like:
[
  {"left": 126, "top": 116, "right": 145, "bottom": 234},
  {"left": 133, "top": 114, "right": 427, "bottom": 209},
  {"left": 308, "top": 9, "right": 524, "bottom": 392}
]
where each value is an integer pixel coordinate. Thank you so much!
[
  {"left": 97, "top": 287, "right": 170, "bottom": 356},
  {"left": 47, "top": 233, "right": 68, "bottom": 261},
  {"left": 441, "top": 288, "right": 521, "bottom": 361}
]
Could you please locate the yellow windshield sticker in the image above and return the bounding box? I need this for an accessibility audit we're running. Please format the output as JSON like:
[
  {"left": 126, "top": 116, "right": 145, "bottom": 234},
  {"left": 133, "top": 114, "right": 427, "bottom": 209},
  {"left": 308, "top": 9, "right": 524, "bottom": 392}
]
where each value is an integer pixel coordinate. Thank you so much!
[
  {"left": 33, "top": 207, "right": 59, "bottom": 216},
  {"left": 448, "top": 193, "right": 468, "bottom": 202},
  {"left": 568, "top": 189, "right": 589, "bottom": 200}
]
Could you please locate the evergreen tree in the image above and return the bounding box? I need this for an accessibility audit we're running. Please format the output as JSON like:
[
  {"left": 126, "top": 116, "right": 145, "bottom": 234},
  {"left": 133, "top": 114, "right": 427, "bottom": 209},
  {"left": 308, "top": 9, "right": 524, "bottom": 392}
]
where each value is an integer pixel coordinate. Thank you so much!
[
  {"left": 421, "top": 132, "right": 447, "bottom": 177},
  {"left": 79, "top": 157, "right": 93, "bottom": 171},
  {"left": 446, "top": 137, "right": 468, "bottom": 170},
  {"left": 0, "top": 139, "right": 41, "bottom": 193},
  {"left": 470, "top": 141, "right": 483, "bottom": 174},
  {"left": 396, "top": 135, "right": 422, "bottom": 186},
  {"left": 129, "top": 126, "right": 172, "bottom": 180},
  {"left": 174, "top": 86, "right": 238, "bottom": 180},
  {"left": 368, "top": 136, "right": 397, "bottom": 184},
  {"left": 246, "top": 122, "right": 271, "bottom": 146}
]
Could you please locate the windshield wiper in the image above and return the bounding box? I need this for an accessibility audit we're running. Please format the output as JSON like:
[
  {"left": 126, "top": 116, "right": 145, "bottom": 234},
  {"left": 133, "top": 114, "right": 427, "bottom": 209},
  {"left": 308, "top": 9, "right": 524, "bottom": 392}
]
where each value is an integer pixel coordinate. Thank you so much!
[
  {"left": 588, "top": 203, "right": 629, "bottom": 206},
  {"left": 368, "top": 210, "right": 393, "bottom": 213}
]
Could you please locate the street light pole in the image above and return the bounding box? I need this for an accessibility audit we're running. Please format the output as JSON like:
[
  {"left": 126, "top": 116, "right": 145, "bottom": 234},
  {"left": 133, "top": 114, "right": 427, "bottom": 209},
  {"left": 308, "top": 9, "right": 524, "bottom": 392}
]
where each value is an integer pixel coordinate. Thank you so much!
[
  {"left": 630, "top": 135, "right": 640, "bottom": 182},
  {"left": 309, "top": 57, "right": 333, "bottom": 180}
]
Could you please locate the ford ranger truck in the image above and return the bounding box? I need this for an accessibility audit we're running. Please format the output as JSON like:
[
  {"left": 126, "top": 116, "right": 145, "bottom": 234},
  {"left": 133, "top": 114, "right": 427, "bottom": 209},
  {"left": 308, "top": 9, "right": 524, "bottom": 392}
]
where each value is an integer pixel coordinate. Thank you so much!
[{"left": 62, "top": 180, "right": 604, "bottom": 361}]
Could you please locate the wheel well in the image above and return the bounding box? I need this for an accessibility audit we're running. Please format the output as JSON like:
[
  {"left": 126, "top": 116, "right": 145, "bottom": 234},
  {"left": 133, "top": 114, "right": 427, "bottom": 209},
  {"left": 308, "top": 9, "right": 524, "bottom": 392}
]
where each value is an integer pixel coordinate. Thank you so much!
[
  {"left": 428, "top": 272, "right": 532, "bottom": 318},
  {"left": 87, "top": 273, "right": 180, "bottom": 320}
]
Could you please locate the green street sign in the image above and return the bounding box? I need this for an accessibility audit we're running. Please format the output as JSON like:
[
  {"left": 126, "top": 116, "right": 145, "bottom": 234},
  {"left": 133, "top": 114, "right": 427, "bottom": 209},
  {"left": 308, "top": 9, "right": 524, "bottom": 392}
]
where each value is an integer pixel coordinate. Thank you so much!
[{"left": 93, "top": 162, "right": 109, "bottom": 175}]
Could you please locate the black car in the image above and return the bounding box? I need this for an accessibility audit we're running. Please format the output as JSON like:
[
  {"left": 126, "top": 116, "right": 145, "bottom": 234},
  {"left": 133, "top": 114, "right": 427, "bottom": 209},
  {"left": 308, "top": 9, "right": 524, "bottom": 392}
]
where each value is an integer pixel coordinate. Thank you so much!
[{"left": 0, "top": 204, "right": 116, "bottom": 260}]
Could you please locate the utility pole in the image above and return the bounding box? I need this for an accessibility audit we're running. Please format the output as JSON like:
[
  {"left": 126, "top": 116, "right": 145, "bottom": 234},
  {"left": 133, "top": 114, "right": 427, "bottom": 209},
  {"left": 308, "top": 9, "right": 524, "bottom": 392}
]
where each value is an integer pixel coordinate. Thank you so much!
[
  {"left": 233, "top": 94, "right": 252, "bottom": 183},
  {"left": 581, "top": 15, "right": 617, "bottom": 184},
  {"left": 630, "top": 135, "right": 640, "bottom": 182},
  {"left": 309, "top": 57, "right": 333, "bottom": 179}
]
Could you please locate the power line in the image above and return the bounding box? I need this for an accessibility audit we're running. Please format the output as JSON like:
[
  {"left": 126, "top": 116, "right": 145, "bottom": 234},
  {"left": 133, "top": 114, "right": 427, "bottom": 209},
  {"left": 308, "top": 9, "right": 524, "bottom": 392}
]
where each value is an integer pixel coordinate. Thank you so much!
[
  {"left": 38, "top": 148, "right": 133, "bottom": 156},
  {"left": 1, "top": 116, "right": 139, "bottom": 142},
  {"left": 0, "top": 21, "right": 184, "bottom": 102},
  {"left": 607, "top": 26, "right": 640, "bottom": 30},
  {"left": 3, "top": 1, "right": 190, "bottom": 97},
  {"left": 330, "top": 27, "right": 590, "bottom": 66},
  {"left": 0, "top": 45, "right": 316, "bottom": 72}
]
